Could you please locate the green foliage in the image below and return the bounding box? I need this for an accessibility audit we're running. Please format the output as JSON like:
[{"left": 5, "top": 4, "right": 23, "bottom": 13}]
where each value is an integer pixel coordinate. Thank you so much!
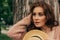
[
  {"left": 0, "top": 0, "right": 13, "bottom": 25},
  {"left": 0, "top": 34, "right": 12, "bottom": 40}
]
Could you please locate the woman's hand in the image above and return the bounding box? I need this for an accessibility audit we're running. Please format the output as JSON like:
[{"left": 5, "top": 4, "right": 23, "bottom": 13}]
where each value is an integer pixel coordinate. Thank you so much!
[{"left": 14, "top": 14, "right": 31, "bottom": 26}]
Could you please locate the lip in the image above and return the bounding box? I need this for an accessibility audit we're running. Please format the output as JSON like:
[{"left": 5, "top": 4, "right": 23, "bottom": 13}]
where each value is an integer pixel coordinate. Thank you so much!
[
  {"left": 34, "top": 22, "right": 40, "bottom": 24},
  {"left": 35, "top": 22, "right": 39, "bottom": 23}
]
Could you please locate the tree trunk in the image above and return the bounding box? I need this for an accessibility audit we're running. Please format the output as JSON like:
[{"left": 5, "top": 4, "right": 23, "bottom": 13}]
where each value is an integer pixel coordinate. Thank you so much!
[
  {"left": 13, "top": 0, "right": 60, "bottom": 25},
  {"left": 13, "top": 0, "right": 23, "bottom": 24}
]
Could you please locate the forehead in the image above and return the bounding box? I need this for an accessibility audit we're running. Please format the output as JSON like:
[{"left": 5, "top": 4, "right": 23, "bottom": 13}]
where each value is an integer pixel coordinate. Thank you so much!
[{"left": 33, "top": 7, "right": 44, "bottom": 13}]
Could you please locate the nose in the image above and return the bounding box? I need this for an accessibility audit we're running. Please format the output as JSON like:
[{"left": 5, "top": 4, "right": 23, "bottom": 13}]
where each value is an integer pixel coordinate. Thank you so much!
[{"left": 35, "top": 15, "right": 39, "bottom": 20}]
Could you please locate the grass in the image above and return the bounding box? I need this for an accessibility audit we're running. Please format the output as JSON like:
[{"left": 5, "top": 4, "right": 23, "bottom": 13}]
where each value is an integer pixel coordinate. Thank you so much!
[
  {"left": 0, "top": 25, "right": 12, "bottom": 40},
  {"left": 0, "top": 34, "right": 12, "bottom": 40}
]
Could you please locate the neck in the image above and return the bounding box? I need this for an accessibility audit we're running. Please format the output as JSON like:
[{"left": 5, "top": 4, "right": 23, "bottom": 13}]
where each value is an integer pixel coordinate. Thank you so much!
[{"left": 41, "top": 25, "right": 51, "bottom": 33}]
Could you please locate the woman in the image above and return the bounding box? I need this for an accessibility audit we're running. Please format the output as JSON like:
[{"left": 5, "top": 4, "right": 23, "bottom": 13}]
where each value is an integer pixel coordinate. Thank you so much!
[{"left": 7, "top": 1, "right": 60, "bottom": 40}]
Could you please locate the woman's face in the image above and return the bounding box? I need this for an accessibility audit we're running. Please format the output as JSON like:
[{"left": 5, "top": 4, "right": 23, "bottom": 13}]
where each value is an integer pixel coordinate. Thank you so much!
[{"left": 32, "top": 7, "right": 46, "bottom": 27}]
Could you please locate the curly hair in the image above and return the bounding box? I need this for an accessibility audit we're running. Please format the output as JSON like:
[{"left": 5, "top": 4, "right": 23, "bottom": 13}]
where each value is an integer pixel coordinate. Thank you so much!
[{"left": 27, "top": 1, "right": 58, "bottom": 31}]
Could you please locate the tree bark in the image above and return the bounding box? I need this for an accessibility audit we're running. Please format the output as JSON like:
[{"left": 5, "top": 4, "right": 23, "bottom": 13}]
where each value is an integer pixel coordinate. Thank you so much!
[{"left": 13, "top": 0, "right": 60, "bottom": 25}]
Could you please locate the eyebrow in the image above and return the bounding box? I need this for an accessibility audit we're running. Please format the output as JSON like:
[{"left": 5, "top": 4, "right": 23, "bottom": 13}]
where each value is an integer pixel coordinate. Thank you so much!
[{"left": 33, "top": 12, "right": 44, "bottom": 13}]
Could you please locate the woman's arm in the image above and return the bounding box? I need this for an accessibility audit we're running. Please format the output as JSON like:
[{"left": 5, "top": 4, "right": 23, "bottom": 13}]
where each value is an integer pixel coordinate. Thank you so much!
[{"left": 7, "top": 14, "right": 31, "bottom": 40}]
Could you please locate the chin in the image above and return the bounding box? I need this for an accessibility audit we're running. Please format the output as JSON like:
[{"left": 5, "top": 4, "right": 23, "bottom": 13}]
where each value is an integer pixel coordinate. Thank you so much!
[{"left": 35, "top": 25, "right": 42, "bottom": 28}]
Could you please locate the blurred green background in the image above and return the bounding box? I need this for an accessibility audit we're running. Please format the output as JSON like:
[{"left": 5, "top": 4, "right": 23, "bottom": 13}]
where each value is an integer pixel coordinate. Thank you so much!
[
  {"left": 0, "top": 0, "right": 13, "bottom": 40},
  {"left": 0, "top": 0, "right": 13, "bottom": 25}
]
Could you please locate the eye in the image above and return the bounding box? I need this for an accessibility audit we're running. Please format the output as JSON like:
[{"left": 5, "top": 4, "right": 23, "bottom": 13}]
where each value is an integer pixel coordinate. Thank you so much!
[
  {"left": 38, "top": 13, "right": 44, "bottom": 16},
  {"left": 32, "top": 13, "right": 36, "bottom": 16}
]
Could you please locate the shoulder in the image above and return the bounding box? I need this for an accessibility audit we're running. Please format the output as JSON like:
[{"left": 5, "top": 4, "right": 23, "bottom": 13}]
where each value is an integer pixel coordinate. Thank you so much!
[
  {"left": 52, "top": 26, "right": 60, "bottom": 33},
  {"left": 53, "top": 26, "right": 60, "bottom": 35},
  {"left": 53, "top": 26, "right": 60, "bottom": 30},
  {"left": 55, "top": 26, "right": 60, "bottom": 30}
]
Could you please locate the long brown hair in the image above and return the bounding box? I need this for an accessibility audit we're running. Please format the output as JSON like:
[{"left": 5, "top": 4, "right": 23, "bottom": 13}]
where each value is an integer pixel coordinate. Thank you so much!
[{"left": 27, "top": 1, "right": 58, "bottom": 31}]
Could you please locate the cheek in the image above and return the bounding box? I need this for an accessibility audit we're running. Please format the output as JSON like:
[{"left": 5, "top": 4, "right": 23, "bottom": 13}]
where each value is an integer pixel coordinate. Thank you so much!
[
  {"left": 40, "top": 16, "right": 46, "bottom": 24},
  {"left": 32, "top": 16, "right": 35, "bottom": 20},
  {"left": 33, "top": 16, "right": 46, "bottom": 22},
  {"left": 32, "top": 16, "right": 47, "bottom": 25},
  {"left": 32, "top": 16, "right": 47, "bottom": 27}
]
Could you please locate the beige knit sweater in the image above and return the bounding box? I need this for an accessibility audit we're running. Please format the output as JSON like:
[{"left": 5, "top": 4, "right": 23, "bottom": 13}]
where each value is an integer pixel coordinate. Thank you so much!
[{"left": 7, "top": 14, "right": 60, "bottom": 40}]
